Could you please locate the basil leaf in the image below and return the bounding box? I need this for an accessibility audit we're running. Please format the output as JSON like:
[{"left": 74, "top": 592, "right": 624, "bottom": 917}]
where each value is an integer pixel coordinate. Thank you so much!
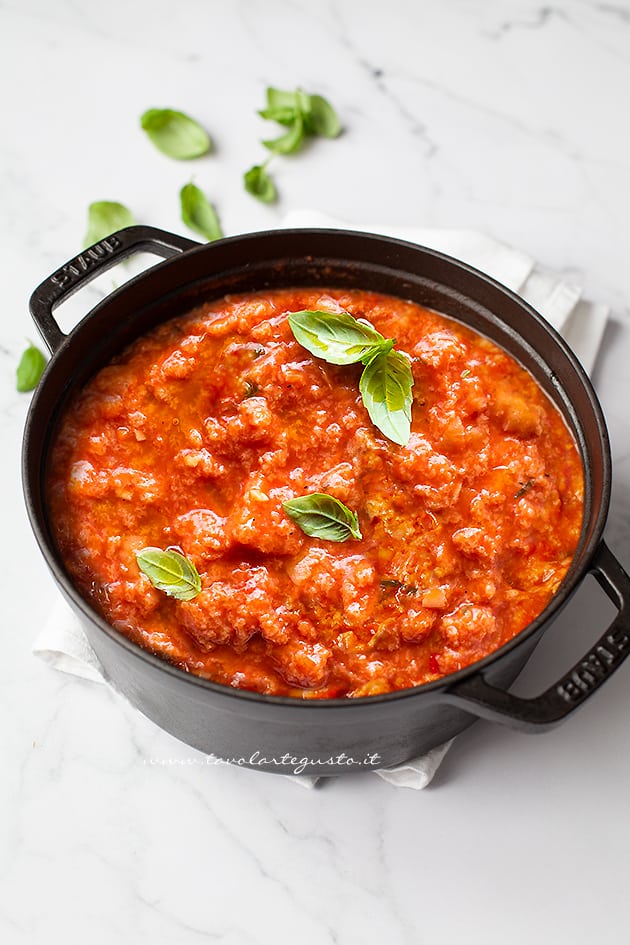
[
  {"left": 263, "top": 114, "right": 305, "bottom": 154},
  {"left": 260, "top": 89, "right": 310, "bottom": 129},
  {"left": 288, "top": 308, "right": 412, "bottom": 443},
  {"left": 305, "top": 94, "right": 341, "bottom": 138},
  {"left": 180, "top": 183, "right": 223, "bottom": 241},
  {"left": 16, "top": 343, "right": 46, "bottom": 392},
  {"left": 288, "top": 309, "right": 387, "bottom": 365},
  {"left": 295, "top": 88, "right": 313, "bottom": 118},
  {"left": 282, "top": 493, "right": 362, "bottom": 542},
  {"left": 140, "top": 108, "right": 211, "bottom": 159},
  {"left": 84, "top": 201, "right": 135, "bottom": 248},
  {"left": 243, "top": 163, "right": 277, "bottom": 203},
  {"left": 359, "top": 349, "right": 414, "bottom": 446},
  {"left": 360, "top": 337, "right": 394, "bottom": 364},
  {"left": 136, "top": 547, "right": 201, "bottom": 601},
  {"left": 258, "top": 87, "right": 339, "bottom": 156},
  {"left": 258, "top": 105, "right": 298, "bottom": 126},
  {"left": 266, "top": 87, "right": 300, "bottom": 111}
]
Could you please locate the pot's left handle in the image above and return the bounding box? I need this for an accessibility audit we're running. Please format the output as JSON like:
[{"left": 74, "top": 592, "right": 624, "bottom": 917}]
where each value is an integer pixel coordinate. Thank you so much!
[{"left": 30, "top": 226, "right": 200, "bottom": 354}]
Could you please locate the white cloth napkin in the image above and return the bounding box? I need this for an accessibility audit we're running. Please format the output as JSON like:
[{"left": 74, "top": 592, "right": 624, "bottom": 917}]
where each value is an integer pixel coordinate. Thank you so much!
[{"left": 32, "top": 219, "right": 609, "bottom": 789}]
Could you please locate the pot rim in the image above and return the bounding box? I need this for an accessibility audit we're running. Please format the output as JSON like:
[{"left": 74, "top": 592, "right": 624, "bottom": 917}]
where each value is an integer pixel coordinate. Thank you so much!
[{"left": 23, "top": 226, "right": 613, "bottom": 710}]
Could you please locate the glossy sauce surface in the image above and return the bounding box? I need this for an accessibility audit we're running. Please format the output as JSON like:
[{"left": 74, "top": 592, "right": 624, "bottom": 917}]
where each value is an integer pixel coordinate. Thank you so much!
[{"left": 48, "top": 289, "right": 584, "bottom": 698}]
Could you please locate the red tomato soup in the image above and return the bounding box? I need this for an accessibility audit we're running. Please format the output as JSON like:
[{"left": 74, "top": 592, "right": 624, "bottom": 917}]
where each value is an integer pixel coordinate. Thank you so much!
[{"left": 48, "top": 289, "right": 584, "bottom": 698}]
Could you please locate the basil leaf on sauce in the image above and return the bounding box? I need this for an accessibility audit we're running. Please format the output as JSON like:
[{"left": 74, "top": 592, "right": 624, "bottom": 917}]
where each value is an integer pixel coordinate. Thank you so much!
[
  {"left": 16, "top": 342, "right": 46, "bottom": 392},
  {"left": 84, "top": 201, "right": 135, "bottom": 248},
  {"left": 287, "top": 310, "right": 387, "bottom": 365},
  {"left": 287, "top": 308, "right": 414, "bottom": 445},
  {"left": 180, "top": 183, "right": 223, "bottom": 242},
  {"left": 243, "top": 163, "right": 277, "bottom": 203},
  {"left": 359, "top": 349, "right": 414, "bottom": 446},
  {"left": 140, "top": 108, "right": 211, "bottom": 159},
  {"left": 282, "top": 493, "right": 362, "bottom": 542},
  {"left": 136, "top": 547, "right": 202, "bottom": 600}
]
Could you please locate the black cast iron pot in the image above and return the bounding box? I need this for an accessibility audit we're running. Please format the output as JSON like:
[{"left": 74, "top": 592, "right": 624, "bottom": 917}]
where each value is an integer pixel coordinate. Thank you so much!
[{"left": 23, "top": 226, "right": 630, "bottom": 776}]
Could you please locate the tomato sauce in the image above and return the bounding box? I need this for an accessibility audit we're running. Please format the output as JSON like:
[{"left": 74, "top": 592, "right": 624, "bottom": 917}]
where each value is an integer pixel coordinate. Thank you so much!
[{"left": 48, "top": 289, "right": 584, "bottom": 698}]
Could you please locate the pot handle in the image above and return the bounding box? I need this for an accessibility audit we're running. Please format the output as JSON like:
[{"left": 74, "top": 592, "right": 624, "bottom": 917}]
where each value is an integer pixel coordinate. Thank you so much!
[
  {"left": 29, "top": 225, "right": 200, "bottom": 354},
  {"left": 444, "top": 541, "right": 630, "bottom": 730}
]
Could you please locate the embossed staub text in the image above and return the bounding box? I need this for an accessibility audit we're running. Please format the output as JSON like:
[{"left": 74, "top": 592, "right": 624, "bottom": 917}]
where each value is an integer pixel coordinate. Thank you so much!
[
  {"left": 556, "top": 625, "right": 629, "bottom": 703},
  {"left": 50, "top": 235, "right": 122, "bottom": 290}
]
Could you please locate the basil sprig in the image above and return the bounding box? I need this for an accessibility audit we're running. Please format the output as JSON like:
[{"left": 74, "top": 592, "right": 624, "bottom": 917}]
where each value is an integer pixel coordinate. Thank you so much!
[
  {"left": 84, "top": 201, "right": 135, "bottom": 248},
  {"left": 140, "top": 108, "right": 211, "bottom": 159},
  {"left": 136, "top": 547, "right": 202, "bottom": 601},
  {"left": 180, "top": 183, "right": 223, "bottom": 242},
  {"left": 16, "top": 343, "right": 46, "bottom": 392},
  {"left": 282, "top": 493, "right": 362, "bottom": 542},
  {"left": 260, "top": 87, "right": 341, "bottom": 151},
  {"left": 244, "top": 87, "right": 341, "bottom": 202},
  {"left": 287, "top": 309, "right": 414, "bottom": 446}
]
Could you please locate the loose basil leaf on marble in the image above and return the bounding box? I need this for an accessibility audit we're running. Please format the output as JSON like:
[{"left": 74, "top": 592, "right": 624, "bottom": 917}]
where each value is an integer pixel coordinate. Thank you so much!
[
  {"left": 258, "top": 105, "right": 299, "bottom": 125},
  {"left": 287, "top": 309, "right": 388, "bottom": 365},
  {"left": 180, "top": 183, "right": 223, "bottom": 241},
  {"left": 263, "top": 113, "right": 305, "bottom": 154},
  {"left": 259, "top": 88, "right": 304, "bottom": 127},
  {"left": 265, "top": 87, "right": 301, "bottom": 112},
  {"left": 305, "top": 94, "right": 341, "bottom": 138},
  {"left": 258, "top": 88, "right": 299, "bottom": 125},
  {"left": 16, "top": 343, "right": 46, "bottom": 392},
  {"left": 140, "top": 108, "right": 211, "bottom": 159},
  {"left": 136, "top": 547, "right": 202, "bottom": 601},
  {"left": 243, "top": 163, "right": 277, "bottom": 203},
  {"left": 359, "top": 349, "right": 414, "bottom": 446},
  {"left": 84, "top": 201, "right": 135, "bottom": 248},
  {"left": 282, "top": 493, "right": 362, "bottom": 542}
]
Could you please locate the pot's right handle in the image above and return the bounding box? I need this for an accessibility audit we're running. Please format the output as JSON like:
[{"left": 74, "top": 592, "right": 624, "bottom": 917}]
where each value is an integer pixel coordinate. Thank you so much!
[
  {"left": 30, "top": 225, "right": 200, "bottom": 354},
  {"left": 444, "top": 542, "right": 630, "bottom": 730}
]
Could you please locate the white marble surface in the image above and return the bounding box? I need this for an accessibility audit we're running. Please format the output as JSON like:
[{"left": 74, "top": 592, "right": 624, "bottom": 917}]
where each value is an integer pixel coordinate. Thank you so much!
[{"left": 2, "top": 1, "right": 630, "bottom": 943}]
